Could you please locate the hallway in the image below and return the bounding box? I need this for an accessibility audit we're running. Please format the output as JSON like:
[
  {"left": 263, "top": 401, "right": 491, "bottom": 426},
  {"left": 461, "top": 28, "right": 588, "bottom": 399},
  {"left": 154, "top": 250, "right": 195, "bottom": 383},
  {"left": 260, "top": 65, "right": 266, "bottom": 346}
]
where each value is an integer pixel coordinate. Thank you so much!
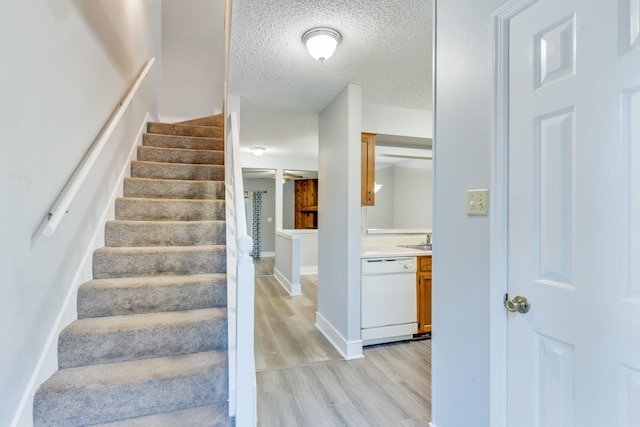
[{"left": 253, "top": 257, "right": 432, "bottom": 426}]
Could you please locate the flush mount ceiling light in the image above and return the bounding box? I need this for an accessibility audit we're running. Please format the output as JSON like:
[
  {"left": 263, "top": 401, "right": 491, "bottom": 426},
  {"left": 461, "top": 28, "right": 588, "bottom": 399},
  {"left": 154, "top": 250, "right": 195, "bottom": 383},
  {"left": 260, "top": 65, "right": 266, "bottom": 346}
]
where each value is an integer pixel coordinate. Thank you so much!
[
  {"left": 302, "top": 27, "right": 342, "bottom": 62},
  {"left": 250, "top": 147, "right": 266, "bottom": 157}
]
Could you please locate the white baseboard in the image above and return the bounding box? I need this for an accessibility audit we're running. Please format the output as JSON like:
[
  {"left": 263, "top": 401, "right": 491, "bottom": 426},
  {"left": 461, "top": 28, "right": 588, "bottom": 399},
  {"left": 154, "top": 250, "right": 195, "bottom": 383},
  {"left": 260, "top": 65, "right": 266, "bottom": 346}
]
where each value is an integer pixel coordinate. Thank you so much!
[
  {"left": 429, "top": 423, "right": 438, "bottom": 427},
  {"left": 274, "top": 268, "right": 301, "bottom": 296},
  {"left": 259, "top": 251, "right": 275, "bottom": 258},
  {"left": 11, "top": 113, "right": 152, "bottom": 427},
  {"left": 300, "top": 265, "right": 318, "bottom": 275},
  {"left": 315, "top": 311, "right": 363, "bottom": 360}
]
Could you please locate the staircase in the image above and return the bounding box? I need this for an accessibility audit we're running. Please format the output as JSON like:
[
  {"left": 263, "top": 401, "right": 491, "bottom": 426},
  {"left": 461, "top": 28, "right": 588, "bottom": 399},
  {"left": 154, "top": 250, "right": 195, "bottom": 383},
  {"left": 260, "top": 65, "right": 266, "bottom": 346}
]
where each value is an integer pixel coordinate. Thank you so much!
[{"left": 34, "top": 115, "right": 235, "bottom": 426}]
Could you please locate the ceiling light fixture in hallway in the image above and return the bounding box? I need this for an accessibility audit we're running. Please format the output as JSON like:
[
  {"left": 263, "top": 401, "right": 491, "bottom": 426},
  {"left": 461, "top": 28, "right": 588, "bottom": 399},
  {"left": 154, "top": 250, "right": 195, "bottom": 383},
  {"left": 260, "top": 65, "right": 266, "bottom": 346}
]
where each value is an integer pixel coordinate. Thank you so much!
[{"left": 302, "top": 27, "right": 342, "bottom": 62}]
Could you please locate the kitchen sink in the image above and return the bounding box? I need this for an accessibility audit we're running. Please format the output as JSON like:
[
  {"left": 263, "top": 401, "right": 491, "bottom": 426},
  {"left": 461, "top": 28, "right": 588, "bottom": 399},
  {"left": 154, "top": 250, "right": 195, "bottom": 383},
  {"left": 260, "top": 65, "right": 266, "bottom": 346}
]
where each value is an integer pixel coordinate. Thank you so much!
[{"left": 398, "top": 244, "right": 432, "bottom": 251}]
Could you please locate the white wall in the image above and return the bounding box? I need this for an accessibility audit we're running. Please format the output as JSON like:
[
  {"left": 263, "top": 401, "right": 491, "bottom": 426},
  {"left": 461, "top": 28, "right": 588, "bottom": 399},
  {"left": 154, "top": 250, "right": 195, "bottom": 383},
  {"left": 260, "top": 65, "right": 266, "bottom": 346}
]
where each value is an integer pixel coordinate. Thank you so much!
[
  {"left": 0, "top": 2, "right": 161, "bottom": 425},
  {"left": 316, "top": 84, "right": 363, "bottom": 359},
  {"left": 282, "top": 180, "right": 295, "bottom": 229},
  {"left": 362, "top": 103, "right": 433, "bottom": 138},
  {"left": 161, "top": 0, "right": 225, "bottom": 121},
  {"left": 366, "top": 161, "right": 433, "bottom": 230},
  {"left": 432, "top": 1, "right": 507, "bottom": 426},
  {"left": 366, "top": 166, "right": 394, "bottom": 228},
  {"left": 393, "top": 160, "right": 433, "bottom": 228}
]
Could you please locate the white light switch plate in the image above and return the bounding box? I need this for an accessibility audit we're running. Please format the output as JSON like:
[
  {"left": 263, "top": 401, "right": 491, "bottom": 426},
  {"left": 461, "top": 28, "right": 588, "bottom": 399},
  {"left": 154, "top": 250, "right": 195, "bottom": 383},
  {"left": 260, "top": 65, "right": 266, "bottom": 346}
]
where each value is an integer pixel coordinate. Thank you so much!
[{"left": 466, "top": 189, "right": 489, "bottom": 216}]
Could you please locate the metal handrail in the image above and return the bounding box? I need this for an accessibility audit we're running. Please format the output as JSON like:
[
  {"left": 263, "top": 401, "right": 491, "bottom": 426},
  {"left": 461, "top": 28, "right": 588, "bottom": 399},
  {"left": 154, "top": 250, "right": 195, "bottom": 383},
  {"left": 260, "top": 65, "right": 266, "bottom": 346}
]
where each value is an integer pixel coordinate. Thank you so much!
[{"left": 42, "top": 58, "right": 156, "bottom": 238}]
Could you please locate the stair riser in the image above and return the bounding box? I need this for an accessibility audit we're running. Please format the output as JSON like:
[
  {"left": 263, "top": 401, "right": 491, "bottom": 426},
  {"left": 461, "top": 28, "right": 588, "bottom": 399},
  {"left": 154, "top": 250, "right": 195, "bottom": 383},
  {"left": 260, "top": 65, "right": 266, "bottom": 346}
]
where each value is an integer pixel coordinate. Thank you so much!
[
  {"left": 143, "top": 133, "right": 224, "bottom": 151},
  {"left": 105, "top": 221, "right": 225, "bottom": 247},
  {"left": 124, "top": 178, "right": 224, "bottom": 200},
  {"left": 137, "top": 146, "right": 224, "bottom": 165},
  {"left": 59, "top": 312, "right": 227, "bottom": 368},
  {"left": 93, "top": 247, "right": 226, "bottom": 279},
  {"left": 78, "top": 276, "right": 227, "bottom": 318},
  {"left": 178, "top": 115, "right": 225, "bottom": 128},
  {"left": 115, "top": 198, "right": 225, "bottom": 221},
  {"left": 95, "top": 402, "right": 231, "bottom": 427},
  {"left": 147, "top": 122, "right": 223, "bottom": 139},
  {"left": 33, "top": 354, "right": 228, "bottom": 427},
  {"left": 131, "top": 161, "right": 225, "bottom": 181}
]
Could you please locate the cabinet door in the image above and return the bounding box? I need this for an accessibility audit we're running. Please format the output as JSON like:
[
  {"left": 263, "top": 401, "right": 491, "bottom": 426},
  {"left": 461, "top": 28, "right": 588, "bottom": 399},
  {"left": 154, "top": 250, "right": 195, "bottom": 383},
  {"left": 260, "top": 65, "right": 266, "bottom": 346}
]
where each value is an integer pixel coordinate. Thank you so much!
[
  {"left": 417, "top": 255, "right": 432, "bottom": 334},
  {"left": 417, "top": 272, "right": 432, "bottom": 334},
  {"left": 361, "top": 133, "right": 376, "bottom": 206},
  {"left": 294, "top": 179, "right": 318, "bottom": 229}
]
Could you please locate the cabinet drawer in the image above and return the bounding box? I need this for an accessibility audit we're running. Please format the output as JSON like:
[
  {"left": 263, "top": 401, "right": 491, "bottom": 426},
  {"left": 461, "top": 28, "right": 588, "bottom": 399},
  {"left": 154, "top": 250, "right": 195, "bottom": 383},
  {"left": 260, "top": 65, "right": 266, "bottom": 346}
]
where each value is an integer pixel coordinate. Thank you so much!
[{"left": 418, "top": 256, "right": 432, "bottom": 272}]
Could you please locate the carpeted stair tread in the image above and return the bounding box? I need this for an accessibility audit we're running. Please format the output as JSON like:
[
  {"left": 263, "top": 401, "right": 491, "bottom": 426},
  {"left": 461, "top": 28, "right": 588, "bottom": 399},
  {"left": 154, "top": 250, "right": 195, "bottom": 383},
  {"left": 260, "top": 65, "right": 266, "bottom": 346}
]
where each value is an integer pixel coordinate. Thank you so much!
[
  {"left": 34, "top": 118, "right": 233, "bottom": 426},
  {"left": 143, "top": 133, "right": 224, "bottom": 151},
  {"left": 93, "top": 245, "right": 226, "bottom": 279},
  {"left": 124, "top": 177, "right": 224, "bottom": 200},
  {"left": 147, "top": 122, "right": 223, "bottom": 139},
  {"left": 33, "top": 351, "right": 228, "bottom": 427},
  {"left": 95, "top": 403, "right": 232, "bottom": 427},
  {"left": 78, "top": 274, "right": 227, "bottom": 318},
  {"left": 59, "top": 308, "right": 227, "bottom": 368},
  {"left": 137, "top": 146, "right": 224, "bottom": 165},
  {"left": 177, "top": 114, "right": 225, "bottom": 128},
  {"left": 105, "top": 220, "right": 226, "bottom": 247},
  {"left": 115, "top": 197, "right": 225, "bottom": 221},
  {"left": 131, "top": 160, "right": 225, "bottom": 181}
]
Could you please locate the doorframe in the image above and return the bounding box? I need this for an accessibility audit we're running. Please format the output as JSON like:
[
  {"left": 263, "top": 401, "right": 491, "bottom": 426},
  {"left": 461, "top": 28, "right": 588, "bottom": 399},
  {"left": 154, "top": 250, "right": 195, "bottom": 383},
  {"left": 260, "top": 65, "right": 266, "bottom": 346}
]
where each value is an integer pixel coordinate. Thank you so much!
[{"left": 489, "top": 1, "right": 538, "bottom": 426}]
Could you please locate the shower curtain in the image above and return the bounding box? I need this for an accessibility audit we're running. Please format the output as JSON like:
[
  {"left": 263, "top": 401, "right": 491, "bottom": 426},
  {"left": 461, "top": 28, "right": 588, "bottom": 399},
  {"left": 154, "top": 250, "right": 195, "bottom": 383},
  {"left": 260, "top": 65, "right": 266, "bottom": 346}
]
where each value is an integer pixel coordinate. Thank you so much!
[{"left": 250, "top": 191, "right": 263, "bottom": 258}]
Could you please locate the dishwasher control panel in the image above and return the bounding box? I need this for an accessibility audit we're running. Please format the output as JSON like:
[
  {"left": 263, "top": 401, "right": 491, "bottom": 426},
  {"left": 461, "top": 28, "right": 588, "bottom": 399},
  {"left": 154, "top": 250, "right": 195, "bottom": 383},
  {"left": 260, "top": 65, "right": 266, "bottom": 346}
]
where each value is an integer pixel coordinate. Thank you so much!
[{"left": 361, "top": 257, "right": 417, "bottom": 274}]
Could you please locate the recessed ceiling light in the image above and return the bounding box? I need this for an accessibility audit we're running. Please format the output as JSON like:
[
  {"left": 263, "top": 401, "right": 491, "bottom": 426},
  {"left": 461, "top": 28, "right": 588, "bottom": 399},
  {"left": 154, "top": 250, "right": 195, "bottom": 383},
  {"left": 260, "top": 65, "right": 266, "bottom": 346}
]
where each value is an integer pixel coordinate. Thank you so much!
[{"left": 250, "top": 147, "right": 266, "bottom": 157}]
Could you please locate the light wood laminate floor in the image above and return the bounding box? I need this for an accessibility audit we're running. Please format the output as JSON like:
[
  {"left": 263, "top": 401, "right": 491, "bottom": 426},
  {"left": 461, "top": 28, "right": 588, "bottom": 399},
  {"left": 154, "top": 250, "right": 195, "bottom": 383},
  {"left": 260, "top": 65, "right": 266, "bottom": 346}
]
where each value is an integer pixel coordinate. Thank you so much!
[{"left": 253, "top": 257, "right": 432, "bottom": 426}]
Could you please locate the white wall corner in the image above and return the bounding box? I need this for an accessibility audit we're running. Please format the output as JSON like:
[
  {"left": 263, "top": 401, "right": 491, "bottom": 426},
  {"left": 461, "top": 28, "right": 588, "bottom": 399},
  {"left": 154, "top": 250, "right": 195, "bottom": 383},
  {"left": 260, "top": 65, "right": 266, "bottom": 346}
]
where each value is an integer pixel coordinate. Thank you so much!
[
  {"left": 274, "top": 268, "right": 302, "bottom": 296},
  {"left": 315, "top": 311, "right": 364, "bottom": 360}
]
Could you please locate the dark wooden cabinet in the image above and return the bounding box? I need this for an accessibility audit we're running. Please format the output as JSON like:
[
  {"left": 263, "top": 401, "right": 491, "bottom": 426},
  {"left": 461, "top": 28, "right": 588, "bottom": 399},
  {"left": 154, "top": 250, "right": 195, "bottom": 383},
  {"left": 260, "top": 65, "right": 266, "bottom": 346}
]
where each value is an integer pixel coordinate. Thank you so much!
[
  {"left": 361, "top": 133, "right": 376, "bottom": 206},
  {"left": 294, "top": 179, "right": 318, "bottom": 229},
  {"left": 416, "top": 255, "right": 432, "bottom": 334}
]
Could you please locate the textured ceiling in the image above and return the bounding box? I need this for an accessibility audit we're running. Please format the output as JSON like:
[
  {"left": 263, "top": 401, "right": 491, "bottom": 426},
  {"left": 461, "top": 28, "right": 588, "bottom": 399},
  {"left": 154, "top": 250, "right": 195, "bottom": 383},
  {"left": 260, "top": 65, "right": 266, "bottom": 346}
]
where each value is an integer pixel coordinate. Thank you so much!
[{"left": 228, "top": 0, "right": 433, "bottom": 159}]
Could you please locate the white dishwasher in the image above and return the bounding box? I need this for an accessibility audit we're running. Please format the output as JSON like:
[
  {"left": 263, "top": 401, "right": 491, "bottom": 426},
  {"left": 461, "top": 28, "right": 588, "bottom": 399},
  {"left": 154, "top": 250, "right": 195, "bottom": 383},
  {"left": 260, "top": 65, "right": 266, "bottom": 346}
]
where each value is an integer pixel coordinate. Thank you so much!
[{"left": 361, "top": 257, "right": 417, "bottom": 346}]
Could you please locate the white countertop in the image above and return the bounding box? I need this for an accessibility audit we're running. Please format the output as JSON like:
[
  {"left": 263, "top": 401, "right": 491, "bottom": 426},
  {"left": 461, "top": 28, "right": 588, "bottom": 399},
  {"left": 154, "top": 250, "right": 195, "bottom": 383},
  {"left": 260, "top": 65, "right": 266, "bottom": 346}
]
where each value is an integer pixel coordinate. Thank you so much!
[{"left": 361, "top": 246, "right": 432, "bottom": 259}]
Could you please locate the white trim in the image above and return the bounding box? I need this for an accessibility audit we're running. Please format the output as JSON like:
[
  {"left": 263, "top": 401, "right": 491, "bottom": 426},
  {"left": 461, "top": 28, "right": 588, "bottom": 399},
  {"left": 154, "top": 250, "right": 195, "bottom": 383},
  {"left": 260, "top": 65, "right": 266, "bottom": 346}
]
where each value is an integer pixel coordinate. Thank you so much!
[
  {"left": 315, "top": 311, "right": 364, "bottom": 360},
  {"left": 361, "top": 323, "right": 416, "bottom": 346},
  {"left": 259, "top": 251, "right": 275, "bottom": 257},
  {"left": 429, "top": 423, "right": 438, "bottom": 427},
  {"left": 490, "top": 2, "right": 539, "bottom": 427},
  {"left": 300, "top": 266, "right": 318, "bottom": 275},
  {"left": 273, "top": 267, "right": 302, "bottom": 296},
  {"left": 11, "top": 113, "right": 152, "bottom": 427}
]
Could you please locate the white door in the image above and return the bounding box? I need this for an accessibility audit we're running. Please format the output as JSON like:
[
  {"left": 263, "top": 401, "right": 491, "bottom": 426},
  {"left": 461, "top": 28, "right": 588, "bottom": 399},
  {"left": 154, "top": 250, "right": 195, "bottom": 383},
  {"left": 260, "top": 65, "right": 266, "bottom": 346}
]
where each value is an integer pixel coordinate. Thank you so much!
[{"left": 504, "top": 0, "right": 640, "bottom": 425}]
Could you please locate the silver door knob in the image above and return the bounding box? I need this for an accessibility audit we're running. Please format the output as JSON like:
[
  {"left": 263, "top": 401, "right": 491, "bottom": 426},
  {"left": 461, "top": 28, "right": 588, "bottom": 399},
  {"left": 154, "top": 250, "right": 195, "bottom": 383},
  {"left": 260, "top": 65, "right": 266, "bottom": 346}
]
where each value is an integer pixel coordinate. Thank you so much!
[{"left": 504, "top": 295, "right": 530, "bottom": 314}]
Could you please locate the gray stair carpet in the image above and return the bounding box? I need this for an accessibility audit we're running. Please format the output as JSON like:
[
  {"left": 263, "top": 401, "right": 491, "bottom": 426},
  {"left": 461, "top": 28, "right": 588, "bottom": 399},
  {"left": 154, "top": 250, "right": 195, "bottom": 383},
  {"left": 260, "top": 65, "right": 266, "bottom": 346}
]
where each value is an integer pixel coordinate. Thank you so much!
[{"left": 34, "top": 115, "right": 235, "bottom": 426}]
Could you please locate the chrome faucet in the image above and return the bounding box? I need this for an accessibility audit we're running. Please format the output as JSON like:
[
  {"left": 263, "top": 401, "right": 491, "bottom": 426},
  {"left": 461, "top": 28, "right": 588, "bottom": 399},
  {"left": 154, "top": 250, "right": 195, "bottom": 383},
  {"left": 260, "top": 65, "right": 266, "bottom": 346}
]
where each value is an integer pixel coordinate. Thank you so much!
[{"left": 420, "top": 233, "right": 432, "bottom": 246}]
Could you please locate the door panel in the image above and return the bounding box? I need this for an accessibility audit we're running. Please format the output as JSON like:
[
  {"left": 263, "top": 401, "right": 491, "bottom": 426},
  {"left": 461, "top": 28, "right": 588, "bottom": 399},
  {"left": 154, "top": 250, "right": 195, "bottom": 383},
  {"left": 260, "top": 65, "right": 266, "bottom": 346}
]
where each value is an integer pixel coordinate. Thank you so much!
[
  {"left": 535, "top": 107, "right": 574, "bottom": 289},
  {"left": 536, "top": 334, "right": 574, "bottom": 427},
  {"left": 505, "top": 0, "right": 640, "bottom": 425}
]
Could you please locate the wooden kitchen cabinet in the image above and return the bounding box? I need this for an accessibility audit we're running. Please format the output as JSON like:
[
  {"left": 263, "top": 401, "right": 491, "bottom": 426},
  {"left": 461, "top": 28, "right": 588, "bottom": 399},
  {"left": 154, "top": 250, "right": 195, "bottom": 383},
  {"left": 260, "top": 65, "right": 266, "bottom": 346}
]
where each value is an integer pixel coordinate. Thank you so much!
[
  {"left": 294, "top": 179, "right": 318, "bottom": 229},
  {"left": 416, "top": 255, "right": 432, "bottom": 334},
  {"left": 361, "top": 133, "right": 376, "bottom": 206}
]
